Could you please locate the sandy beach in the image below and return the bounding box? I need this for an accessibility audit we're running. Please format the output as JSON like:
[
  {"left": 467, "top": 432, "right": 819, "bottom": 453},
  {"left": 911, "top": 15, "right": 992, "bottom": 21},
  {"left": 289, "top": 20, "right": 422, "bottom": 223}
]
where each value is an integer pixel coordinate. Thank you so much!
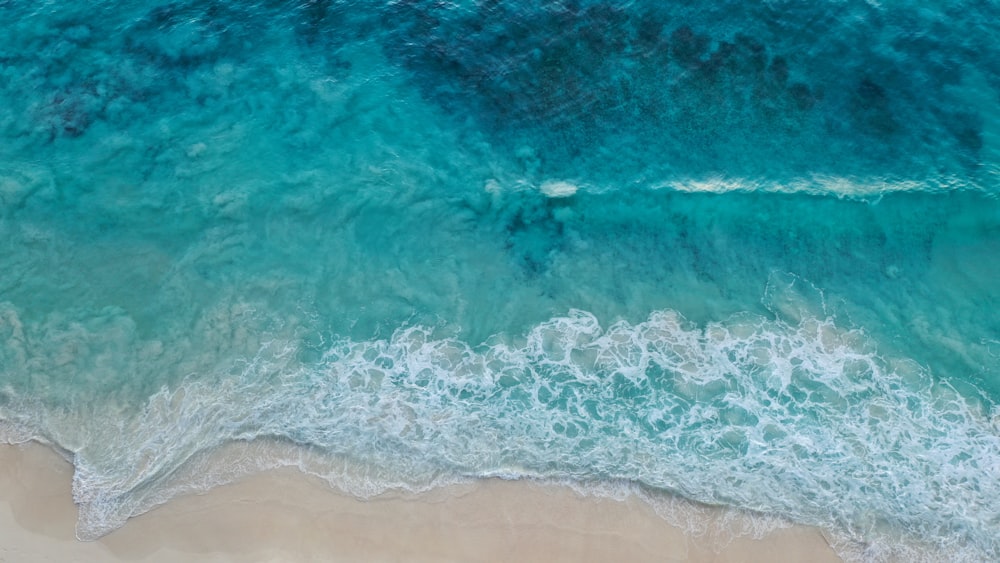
[{"left": 0, "top": 443, "right": 841, "bottom": 562}]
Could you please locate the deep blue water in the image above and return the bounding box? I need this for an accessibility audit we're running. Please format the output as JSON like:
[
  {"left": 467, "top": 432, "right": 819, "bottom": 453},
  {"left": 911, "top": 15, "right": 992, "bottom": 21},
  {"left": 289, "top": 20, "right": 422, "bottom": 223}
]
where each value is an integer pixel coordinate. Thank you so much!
[{"left": 1, "top": 1, "right": 998, "bottom": 560}]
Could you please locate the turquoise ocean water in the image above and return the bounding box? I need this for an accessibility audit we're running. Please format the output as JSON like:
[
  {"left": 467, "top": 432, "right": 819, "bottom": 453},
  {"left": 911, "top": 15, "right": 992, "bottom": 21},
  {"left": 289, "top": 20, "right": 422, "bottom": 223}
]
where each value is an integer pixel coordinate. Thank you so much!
[{"left": 1, "top": 1, "right": 998, "bottom": 559}]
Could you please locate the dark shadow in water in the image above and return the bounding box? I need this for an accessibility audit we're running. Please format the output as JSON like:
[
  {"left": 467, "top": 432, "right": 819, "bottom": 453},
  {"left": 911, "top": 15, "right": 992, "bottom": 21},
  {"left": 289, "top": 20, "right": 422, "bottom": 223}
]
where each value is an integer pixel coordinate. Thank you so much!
[{"left": 380, "top": 0, "right": 998, "bottom": 184}]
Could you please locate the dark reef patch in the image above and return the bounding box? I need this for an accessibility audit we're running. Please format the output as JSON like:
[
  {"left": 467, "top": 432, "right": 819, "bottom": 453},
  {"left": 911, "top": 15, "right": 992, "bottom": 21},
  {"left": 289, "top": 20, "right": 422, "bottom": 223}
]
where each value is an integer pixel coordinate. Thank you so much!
[
  {"left": 380, "top": 0, "right": 997, "bottom": 184},
  {"left": 493, "top": 189, "right": 567, "bottom": 277},
  {"left": 123, "top": 2, "right": 258, "bottom": 69},
  {"left": 3, "top": 0, "right": 997, "bottom": 185}
]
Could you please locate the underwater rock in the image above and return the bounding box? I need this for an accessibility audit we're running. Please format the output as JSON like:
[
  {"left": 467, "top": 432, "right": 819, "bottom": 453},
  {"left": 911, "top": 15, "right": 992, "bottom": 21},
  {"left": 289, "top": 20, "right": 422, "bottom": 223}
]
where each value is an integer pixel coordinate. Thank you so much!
[{"left": 669, "top": 25, "right": 710, "bottom": 69}]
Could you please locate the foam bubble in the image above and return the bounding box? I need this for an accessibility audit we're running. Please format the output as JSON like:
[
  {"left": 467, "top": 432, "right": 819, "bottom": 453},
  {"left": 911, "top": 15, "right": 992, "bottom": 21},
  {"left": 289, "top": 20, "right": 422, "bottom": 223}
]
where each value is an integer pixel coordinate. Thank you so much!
[{"left": 540, "top": 180, "right": 579, "bottom": 198}]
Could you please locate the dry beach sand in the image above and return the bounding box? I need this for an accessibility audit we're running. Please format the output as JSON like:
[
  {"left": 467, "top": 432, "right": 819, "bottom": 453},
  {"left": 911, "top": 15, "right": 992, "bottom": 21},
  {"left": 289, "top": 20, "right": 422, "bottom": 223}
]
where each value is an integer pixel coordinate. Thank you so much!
[{"left": 0, "top": 443, "right": 841, "bottom": 562}]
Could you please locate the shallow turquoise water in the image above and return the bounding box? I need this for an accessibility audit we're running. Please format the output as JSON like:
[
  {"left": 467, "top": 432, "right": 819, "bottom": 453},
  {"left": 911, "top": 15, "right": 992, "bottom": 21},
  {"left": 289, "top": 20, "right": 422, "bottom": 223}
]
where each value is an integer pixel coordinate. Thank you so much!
[{"left": 1, "top": 1, "right": 999, "bottom": 559}]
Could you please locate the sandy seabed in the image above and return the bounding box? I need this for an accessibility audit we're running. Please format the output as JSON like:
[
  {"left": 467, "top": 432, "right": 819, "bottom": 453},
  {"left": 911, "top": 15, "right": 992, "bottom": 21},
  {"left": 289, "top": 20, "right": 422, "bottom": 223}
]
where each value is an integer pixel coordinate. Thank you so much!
[{"left": 0, "top": 444, "right": 841, "bottom": 562}]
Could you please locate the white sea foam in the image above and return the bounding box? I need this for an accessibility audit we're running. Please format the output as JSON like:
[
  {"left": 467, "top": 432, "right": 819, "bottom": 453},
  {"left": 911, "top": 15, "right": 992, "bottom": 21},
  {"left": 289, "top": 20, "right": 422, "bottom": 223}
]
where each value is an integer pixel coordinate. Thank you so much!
[
  {"left": 540, "top": 180, "right": 579, "bottom": 198},
  {"left": 654, "top": 174, "right": 984, "bottom": 198},
  {"left": 3, "top": 293, "right": 997, "bottom": 562}
]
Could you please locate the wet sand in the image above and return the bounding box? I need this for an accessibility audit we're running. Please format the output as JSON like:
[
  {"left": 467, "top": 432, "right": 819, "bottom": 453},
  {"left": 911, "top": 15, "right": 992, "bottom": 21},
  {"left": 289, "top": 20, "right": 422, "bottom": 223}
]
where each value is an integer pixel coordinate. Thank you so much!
[{"left": 0, "top": 443, "right": 841, "bottom": 562}]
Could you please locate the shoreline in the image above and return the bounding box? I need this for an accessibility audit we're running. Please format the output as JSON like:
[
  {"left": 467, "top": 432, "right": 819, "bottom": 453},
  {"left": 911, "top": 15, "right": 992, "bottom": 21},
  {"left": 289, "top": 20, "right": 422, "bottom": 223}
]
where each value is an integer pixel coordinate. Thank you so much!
[{"left": 0, "top": 443, "right": 842, "bottom": 562}]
